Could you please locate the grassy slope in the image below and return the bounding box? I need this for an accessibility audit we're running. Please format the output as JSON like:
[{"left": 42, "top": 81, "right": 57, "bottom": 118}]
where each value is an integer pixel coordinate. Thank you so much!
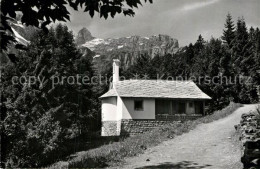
[{"left": 50, "top": 102, "right": 242, "bottom": 168}]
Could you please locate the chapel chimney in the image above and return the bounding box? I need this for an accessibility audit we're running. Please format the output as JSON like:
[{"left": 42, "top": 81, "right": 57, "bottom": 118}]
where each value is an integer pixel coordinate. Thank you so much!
[{"left": 113, "top": 59, "right": 120, "bottom": 84}]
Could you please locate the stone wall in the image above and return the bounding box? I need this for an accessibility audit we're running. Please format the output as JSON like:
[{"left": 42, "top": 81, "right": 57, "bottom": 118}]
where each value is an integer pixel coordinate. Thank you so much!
[
  {"left": 102, "top": 115, "right": 202, "bottom": 136},
  {"left": 101, "top": 121, "right": 120, "bottom": 136},
  {"left": 156, "top": 114, "right": 202, "bottom": 121},
  {"left": 235, "top": 111, "right": 260, "bottom": 168},
  {"left": 121, "top": 119, "right": 179, "bottom": 136}
]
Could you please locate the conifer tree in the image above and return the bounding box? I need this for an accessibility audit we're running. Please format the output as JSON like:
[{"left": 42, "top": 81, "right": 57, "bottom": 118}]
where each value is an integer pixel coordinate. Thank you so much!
[
  {"left": 1, "top": 24, "right": 97, "bottom": 167},
  {"left": 222, "top": 13, "right": 235, "bottom": 48},
  {"left": 194, "top": 34, "right": 206, "bottom": 53},
  {"left": 232, "top": 17, "right": 250, "bottom": 74}
]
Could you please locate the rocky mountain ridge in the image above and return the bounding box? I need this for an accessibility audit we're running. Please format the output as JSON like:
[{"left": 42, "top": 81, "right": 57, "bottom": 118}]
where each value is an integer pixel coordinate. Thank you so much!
[{"left": 76, "top": 27, "right": 180, "bottom": 69}]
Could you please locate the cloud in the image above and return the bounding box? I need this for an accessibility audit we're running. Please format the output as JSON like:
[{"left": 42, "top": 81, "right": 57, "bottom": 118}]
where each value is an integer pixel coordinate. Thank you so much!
[{"left": 181, "top": 0, "right": 220, "bottom": 11}]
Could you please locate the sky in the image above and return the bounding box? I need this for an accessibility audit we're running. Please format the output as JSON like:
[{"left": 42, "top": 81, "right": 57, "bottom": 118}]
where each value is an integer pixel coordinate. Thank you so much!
[{"left": 62, "top": 0, "right": 260, "bottom": 46}]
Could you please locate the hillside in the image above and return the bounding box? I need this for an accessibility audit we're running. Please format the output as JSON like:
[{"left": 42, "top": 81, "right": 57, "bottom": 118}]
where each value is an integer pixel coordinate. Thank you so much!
[{"left": 0, "top": 21, "right": 33, "bottom": 64}]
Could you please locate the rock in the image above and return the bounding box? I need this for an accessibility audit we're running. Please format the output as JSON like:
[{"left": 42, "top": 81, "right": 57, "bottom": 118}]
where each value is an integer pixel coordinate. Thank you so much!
[
  {"left": 76, "top": 29, "right": 180, "bottom": 70},
  {"left": 140, "top": 145, "right": 147, "bottom": 150},
  {"left": 168, "top": 135, "right": 174, "bottom": 139},
  {"left": 76, "top": 27, "right": 94, "bottom": 46},
  {"left": 237, "top": 111, "right": 260, "bottom": 168},
  {"left": 146, "top": 159, "right": 150, "bottom": 161}
]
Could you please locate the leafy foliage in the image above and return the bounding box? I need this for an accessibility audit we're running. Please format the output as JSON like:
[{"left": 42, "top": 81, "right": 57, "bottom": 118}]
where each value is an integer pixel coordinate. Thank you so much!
[{"left": 1, "top": 24, "right": 101, "bottom": 167}]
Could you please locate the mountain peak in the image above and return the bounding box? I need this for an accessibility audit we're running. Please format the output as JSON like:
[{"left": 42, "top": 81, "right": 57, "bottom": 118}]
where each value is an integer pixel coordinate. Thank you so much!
[
  {"left": 76, "top": 27, "right": 94, "bottom": 45},
  {"left": 76, "top": 27, "right": 179, "bottom": 69}
]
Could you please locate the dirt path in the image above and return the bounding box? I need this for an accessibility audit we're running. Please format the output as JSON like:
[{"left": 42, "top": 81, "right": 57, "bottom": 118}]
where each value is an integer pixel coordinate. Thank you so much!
[{"left": 114, "top": 104, "right": 259, "bottom": 169}]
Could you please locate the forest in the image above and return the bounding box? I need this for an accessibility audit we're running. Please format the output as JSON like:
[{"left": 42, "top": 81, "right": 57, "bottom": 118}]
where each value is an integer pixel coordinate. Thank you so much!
[
  {"left": 123, "top": 14, "right": 260, "bottom": 111},
  {"left": 1, "top": 14, "right": 260, "bottom": 167}
]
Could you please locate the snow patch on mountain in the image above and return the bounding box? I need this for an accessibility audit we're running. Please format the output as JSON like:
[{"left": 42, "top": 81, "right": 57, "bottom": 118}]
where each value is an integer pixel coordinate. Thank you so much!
[
  {"left": 12, "top": 22, "right": 25, "bottom": 28},
  {"left": 118, "top": 45, "right": 124, "bottom": 49},
  {"left": 93, "top": 54, "right": 100, "bottom": 58},
  {"left": 11, "top": 27, "right": 30, "bottom": 45},
  {"left": 82, "top": 38, "right": 106, "bottom": 51}
]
